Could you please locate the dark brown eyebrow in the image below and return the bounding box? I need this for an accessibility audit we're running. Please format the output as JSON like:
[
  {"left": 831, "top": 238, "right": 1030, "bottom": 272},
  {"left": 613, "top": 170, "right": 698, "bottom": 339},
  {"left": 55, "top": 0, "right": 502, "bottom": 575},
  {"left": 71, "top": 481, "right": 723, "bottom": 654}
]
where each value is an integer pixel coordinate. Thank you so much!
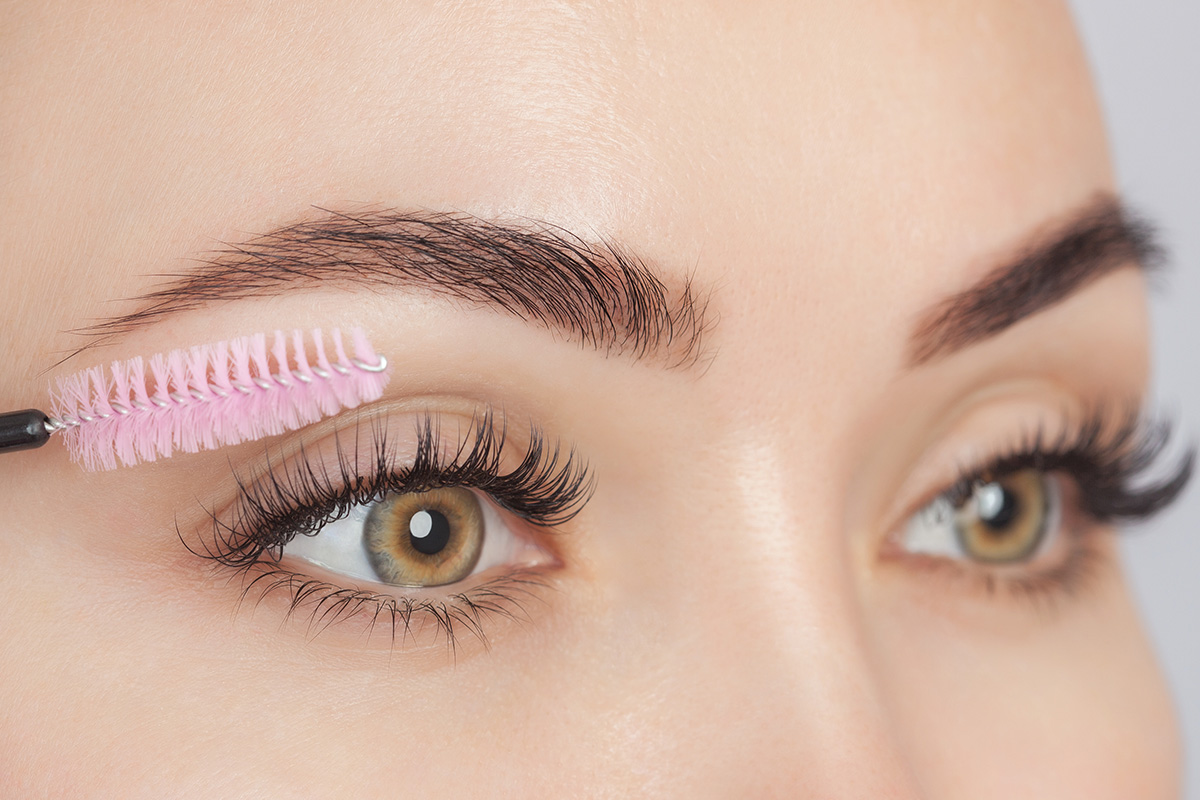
[
  {"left": 66, "top": 211, "right": 712, "bottom": 369},
  {"left": 908, "top": 195, "right": 1162, "bottom": 366}
]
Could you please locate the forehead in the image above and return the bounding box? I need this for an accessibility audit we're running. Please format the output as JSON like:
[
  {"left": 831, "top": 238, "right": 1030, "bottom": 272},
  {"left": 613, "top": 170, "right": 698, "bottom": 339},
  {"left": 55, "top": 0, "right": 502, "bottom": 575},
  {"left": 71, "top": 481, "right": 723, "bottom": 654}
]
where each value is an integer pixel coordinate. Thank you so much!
[{"left": 2, "top": 0, "right": 1108, "bottom": 377}]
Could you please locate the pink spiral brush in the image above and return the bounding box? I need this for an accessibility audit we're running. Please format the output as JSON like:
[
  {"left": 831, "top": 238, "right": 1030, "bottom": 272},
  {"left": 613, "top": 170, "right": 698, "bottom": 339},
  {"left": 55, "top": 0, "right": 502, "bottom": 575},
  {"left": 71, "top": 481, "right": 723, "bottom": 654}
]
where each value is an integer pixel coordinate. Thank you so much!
[{"left": 0, "top": 328, "right": 390, "bottom": 470}]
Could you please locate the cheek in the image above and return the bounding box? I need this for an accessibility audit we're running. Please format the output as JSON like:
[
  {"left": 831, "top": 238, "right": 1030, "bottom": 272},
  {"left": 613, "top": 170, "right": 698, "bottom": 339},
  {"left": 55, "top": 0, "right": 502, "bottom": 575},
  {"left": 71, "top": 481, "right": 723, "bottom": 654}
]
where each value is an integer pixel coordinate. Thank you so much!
[{"left": 864, "top": 567, "right": 1179, "bottom": 798}]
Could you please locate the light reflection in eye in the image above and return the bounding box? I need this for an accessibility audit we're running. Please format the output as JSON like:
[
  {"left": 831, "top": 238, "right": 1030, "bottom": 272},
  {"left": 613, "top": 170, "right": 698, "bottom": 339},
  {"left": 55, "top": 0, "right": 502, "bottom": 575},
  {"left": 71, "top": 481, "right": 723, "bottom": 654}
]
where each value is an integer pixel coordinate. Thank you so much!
[
  {"left": 283, "top": 488, "right": 532, "bottom": 587},
  {"left": 901, "top": 469, "right": 1062, "bottom": 564}
]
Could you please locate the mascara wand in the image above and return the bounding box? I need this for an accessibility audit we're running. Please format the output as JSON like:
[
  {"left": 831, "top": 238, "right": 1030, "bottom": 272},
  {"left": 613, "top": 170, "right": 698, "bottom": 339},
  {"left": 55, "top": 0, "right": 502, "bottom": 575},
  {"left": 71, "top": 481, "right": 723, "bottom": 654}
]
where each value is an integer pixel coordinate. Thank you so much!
[{"left": 0, "top": 328, "right": 390, "bottom": 470}]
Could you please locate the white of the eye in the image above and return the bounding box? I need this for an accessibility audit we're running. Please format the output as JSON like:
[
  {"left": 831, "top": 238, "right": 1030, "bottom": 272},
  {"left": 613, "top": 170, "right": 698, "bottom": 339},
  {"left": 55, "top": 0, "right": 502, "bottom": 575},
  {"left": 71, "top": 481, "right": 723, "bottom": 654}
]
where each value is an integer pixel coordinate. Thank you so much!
[
  {"left": 410, "top": 510, "right": 433, "bottom": 539},
  {"left": 901, "top": 495, "right": 964, "bottom": 557},
  {"left": 282, "top": 505, "right": 378, "bottom": 581},
  {"left": 281, "top": 492, "right": 526, "bottom": 585}
]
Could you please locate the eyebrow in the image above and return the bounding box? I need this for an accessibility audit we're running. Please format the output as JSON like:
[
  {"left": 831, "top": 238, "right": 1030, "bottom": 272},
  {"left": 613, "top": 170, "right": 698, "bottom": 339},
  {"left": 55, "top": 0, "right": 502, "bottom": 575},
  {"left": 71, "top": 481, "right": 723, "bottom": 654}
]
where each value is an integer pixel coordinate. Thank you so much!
[
  {"left": 68, "top": 211, "right": 712, "bottom": 369},
  {"left": 908, "top": 195, "right": 1162, "bottom": 366}
]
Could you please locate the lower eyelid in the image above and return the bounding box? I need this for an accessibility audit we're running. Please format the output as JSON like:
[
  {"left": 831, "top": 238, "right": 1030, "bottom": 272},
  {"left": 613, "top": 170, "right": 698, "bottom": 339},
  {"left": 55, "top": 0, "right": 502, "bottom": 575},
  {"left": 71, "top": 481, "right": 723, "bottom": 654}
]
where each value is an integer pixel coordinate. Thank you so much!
[{"left": 230, "top": 561, "right": 557, "bottom": 653}]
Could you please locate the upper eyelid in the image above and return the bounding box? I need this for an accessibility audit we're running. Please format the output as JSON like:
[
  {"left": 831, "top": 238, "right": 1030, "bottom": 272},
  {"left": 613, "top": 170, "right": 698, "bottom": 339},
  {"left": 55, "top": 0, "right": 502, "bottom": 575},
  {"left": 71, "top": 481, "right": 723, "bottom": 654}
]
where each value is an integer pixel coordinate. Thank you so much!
[
  {"left": 182, "top": 409, "right": 592, "bottom": 571},
  {"left": 873, "top": 398, "right": 1157, "bottom": 536},
  {"left": 898, "top": 407, "right": 1189, "bottom": 537}
]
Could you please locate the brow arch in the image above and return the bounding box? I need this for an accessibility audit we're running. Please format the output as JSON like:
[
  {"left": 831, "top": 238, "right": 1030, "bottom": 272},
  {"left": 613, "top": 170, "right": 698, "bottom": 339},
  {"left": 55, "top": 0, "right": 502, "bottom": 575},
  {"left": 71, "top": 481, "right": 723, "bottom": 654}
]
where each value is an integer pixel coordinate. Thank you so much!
[{"left": 63, "top": 210, "right": 714, "bottom": 370}]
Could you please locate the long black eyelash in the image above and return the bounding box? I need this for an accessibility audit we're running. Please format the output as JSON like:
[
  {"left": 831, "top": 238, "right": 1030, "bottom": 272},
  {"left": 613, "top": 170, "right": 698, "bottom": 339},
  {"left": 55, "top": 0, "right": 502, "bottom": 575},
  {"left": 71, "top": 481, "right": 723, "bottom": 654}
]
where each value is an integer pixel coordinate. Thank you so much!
[
  {"left": 185, "top": 409, "right": 593, "bottom": 573},
  {"left": 946, "top": 404, "right": 1193, "bottom": 524}
]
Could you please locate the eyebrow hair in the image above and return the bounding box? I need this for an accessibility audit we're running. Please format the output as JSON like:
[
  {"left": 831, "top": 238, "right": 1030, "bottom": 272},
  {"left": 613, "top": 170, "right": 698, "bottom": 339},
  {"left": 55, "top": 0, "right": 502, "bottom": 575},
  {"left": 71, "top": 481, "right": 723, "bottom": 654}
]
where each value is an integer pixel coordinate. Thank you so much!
[
  {"left": 69, "top": 211, "right": 712, "bottom": 369},
  {"left": 908, "top": 195, "right": 1162, "bottom": 366}
]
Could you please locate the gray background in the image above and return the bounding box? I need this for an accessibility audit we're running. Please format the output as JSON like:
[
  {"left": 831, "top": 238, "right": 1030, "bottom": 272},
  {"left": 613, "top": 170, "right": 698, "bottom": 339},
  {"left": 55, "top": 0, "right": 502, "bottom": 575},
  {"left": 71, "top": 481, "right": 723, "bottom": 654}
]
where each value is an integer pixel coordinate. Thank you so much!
[{"left": 1068, "top": 1, "right": 1200, "bottom": 795}]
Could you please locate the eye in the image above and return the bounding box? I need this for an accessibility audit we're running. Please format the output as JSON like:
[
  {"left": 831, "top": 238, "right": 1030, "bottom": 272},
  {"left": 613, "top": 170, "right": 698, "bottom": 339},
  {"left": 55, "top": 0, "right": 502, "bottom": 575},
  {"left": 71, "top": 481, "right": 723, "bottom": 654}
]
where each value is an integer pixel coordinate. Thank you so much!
[
  {"left": 900, "top": 468, "right": 1062, "bottom": 564},
  {"left": 281, "top": 487, "right": 541, "bottom": 588}
]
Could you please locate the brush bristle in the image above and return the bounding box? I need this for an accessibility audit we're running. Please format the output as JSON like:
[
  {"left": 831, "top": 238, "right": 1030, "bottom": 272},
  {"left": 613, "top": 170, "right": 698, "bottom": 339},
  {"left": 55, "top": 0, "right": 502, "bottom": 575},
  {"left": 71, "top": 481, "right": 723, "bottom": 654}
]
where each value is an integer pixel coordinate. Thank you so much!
[{"left": 50, "top": 328, "right": 391, "bottom": 470}]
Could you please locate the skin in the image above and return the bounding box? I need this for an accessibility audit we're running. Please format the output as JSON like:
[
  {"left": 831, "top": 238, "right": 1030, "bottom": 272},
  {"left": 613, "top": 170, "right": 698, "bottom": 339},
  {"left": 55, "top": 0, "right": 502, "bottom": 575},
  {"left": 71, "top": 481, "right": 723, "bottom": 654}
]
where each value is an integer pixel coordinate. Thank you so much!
[{"left": 0, "top": 1, "right": 1180, "bottom": 797}]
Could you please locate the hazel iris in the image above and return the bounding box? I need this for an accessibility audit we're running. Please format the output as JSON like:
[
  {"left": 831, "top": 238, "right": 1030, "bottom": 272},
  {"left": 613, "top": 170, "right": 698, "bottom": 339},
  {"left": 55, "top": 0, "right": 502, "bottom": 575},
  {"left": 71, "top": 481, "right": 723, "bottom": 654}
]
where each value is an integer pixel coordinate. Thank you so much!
[
  {"left": 364, "top": 487, "right": 484, "bottom": 586},
  {"left": 956, "top": 469, "right": 1050, "bottom": 563}
]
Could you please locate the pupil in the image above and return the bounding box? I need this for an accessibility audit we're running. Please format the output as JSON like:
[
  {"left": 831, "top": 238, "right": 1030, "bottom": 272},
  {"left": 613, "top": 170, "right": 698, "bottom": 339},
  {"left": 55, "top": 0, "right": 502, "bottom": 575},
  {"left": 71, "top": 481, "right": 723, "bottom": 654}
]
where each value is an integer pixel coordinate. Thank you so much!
[
  {"left": 409, "top": 509, "right": 451, "bottom": 555},
  {"left": 978, "top": 484, "right": 1020, "bottom": 531}
]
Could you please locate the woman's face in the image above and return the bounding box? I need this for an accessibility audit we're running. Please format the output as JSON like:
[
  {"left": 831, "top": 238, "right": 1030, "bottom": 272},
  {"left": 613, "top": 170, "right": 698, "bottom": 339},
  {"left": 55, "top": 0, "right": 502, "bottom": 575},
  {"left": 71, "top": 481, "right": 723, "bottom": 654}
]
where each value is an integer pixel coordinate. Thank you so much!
[{"left": 0, "top": 1, "right": 1182, "bottom": 796}]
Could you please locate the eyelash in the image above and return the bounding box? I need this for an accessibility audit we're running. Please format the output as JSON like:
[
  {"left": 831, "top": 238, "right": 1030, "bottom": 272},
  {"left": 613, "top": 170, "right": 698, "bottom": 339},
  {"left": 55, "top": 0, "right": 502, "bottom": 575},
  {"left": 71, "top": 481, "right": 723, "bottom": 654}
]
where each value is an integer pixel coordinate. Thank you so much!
[
  {"left": 911, "top": 405, "right": 1193, "bottom": 603},
  {"left": 184, "top": 405, "right": 1192, "bottom": 644},
  {"left": 183, "top": 411, "right": 592, "bottom": 647}
]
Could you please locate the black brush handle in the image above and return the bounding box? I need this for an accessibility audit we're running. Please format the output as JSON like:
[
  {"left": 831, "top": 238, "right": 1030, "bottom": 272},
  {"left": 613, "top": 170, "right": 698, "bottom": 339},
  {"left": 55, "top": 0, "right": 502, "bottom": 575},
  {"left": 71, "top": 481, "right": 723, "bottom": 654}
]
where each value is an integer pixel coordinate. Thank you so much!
[{"left": 0, "top": 409, "right": 51, "bottom": 454}]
